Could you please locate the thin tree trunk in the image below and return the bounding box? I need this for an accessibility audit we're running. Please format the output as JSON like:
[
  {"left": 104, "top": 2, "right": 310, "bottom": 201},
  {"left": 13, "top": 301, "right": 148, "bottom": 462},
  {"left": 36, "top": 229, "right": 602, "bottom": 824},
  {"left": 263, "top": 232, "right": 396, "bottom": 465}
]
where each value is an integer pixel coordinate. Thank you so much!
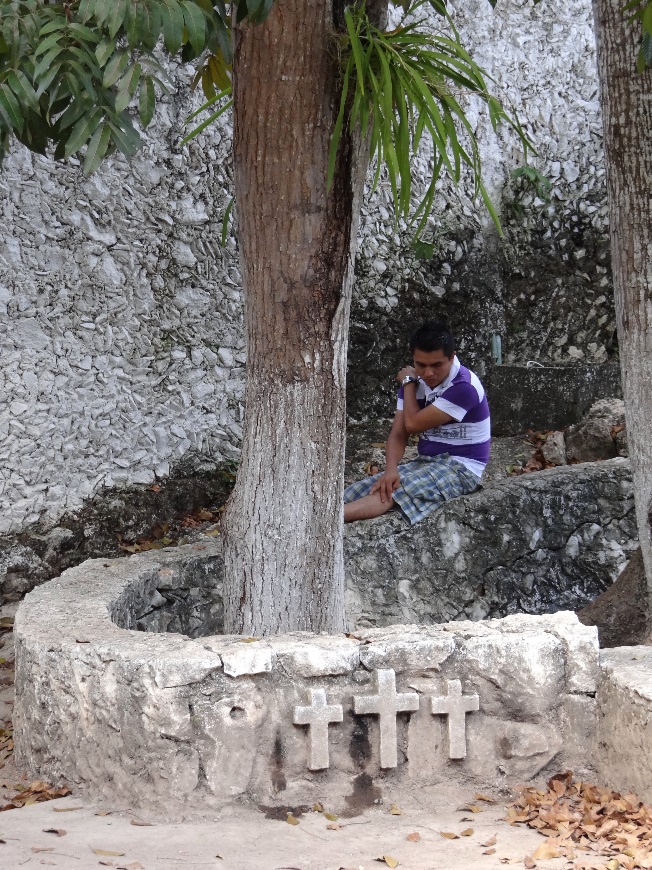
[
  {"left": 222, "top": 0, "right": 385, "bottom": 635},
  {"left": 593, "top": 0, "right": 652, "bottom": 608}
]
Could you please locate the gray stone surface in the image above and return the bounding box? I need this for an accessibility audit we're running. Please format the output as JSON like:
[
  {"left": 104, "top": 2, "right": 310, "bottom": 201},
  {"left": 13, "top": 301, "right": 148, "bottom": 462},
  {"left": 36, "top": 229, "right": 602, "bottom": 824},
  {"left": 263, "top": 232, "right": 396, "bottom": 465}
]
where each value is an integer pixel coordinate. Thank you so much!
[
  {"left": 345, "top": 459, "right": 637, "bottom": 626},
  {"left": 293, "top": 688, "right": 344, "bottom": 771},
  {"left": 353, "top": 668, "right": 420, "bottom": 769},
  {"left": 542, "top": 430, "right": 567, "bottom": 466},
  {"left": 596, "top": 647, "right": 652, "bottom": 803},
  {"left": 486, "top": 366, "right": 622, "bottom": 437},
  {"left": 565, "top": 398, "right": 626, "bottom": 463},
  {"left": 430, "top": 679, "right": 480, "bottom": 759},
  {"left": 14, "top": 544, "right": 599, "bottom": 814}
]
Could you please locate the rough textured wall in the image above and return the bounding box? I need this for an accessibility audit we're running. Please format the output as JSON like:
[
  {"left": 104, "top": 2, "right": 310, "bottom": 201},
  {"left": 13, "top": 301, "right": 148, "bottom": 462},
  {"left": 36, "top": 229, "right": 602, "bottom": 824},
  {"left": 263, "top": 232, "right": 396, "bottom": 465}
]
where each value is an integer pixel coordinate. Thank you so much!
[
  {"left": 0, "top": 70, "right": 242, "bottom": 536},
  {"left": 349, "top": 0, "right": 615, "bottom": 419},
  {"left": 0, "top": 0, "right": 614, "bottom": 534}
]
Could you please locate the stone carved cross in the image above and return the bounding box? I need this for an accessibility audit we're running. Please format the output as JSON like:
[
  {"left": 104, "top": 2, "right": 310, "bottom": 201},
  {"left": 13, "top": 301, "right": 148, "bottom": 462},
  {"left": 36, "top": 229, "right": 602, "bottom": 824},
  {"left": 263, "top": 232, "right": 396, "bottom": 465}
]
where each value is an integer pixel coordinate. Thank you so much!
[
  {"left": 430, "top": 679, "right": 479, "bottom": 759},
  {"left": 293, "top": 688, "right": 344, "bottom": 770},
  {"left": 353, "top": 668, "right": 419, "bottom": 768}
]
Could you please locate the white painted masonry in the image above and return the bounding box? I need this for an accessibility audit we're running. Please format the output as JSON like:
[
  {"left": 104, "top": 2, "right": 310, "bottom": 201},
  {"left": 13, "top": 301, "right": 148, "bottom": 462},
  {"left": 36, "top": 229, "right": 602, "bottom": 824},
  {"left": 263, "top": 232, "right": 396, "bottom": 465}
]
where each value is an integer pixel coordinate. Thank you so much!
[{"left": 0, "top": 0, "right": 607, "bottom": 534}]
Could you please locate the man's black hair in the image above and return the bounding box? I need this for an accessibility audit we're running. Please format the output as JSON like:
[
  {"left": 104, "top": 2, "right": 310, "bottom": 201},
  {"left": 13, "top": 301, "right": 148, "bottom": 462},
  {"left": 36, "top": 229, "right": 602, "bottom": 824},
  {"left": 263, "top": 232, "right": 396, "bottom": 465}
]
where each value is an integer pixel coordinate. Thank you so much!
[{"left": 409, "top": 321, "right": 455, "bottom": 357}]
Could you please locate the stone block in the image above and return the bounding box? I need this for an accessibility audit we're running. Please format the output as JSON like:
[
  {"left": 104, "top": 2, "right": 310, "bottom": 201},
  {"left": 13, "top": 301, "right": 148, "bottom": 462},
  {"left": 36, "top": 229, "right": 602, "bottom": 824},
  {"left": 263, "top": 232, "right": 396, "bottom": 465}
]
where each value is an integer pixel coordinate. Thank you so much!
[
  {"left": 359, "top": 634, "right": 454, "bottom": 673},
  {"left": 205, "top": 639, "right": 274, "bottom": 678},
  {"left": 451, "top": 627, "right": 566, "bottom": 718},
  {"left": 541, "top": 430, "right": 567, "bottom": 466},
  {"left": 596, "top": 647, "right": 652, "bottom": 803},
  {"left": 273, "top": 635, "right": 360, "bottom": 677}
]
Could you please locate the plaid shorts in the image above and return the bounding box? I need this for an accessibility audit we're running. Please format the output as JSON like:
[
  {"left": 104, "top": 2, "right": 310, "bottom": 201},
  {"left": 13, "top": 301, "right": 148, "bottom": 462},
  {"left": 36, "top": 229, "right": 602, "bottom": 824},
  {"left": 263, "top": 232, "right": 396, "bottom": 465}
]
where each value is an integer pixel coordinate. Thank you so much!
[{"left": 344, "top": 453, "right": 481, "bottom": 526}]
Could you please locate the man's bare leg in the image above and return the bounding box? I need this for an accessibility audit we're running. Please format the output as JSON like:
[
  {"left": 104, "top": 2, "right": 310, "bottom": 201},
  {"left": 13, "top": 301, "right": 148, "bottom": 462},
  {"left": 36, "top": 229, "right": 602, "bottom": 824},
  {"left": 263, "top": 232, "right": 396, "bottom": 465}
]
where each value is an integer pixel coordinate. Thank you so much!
[{"left": 344, "top": 492, "right": 396, "bottom": 522}]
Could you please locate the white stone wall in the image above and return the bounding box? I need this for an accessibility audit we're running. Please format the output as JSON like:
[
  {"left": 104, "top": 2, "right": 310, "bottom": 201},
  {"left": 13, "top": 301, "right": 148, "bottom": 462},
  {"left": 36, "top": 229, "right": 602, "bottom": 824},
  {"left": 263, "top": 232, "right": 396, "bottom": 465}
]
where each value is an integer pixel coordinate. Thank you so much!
[{"left": 0, "top": 0, "right": 606, "bottom": 534}]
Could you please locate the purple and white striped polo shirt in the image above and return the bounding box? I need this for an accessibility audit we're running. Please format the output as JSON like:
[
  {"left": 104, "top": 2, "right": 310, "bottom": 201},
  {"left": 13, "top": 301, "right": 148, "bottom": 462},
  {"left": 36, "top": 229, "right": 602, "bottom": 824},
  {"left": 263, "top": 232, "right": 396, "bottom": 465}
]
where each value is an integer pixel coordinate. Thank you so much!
[{"left": 397, "top": 356, "right": 491, "bottom": 478}]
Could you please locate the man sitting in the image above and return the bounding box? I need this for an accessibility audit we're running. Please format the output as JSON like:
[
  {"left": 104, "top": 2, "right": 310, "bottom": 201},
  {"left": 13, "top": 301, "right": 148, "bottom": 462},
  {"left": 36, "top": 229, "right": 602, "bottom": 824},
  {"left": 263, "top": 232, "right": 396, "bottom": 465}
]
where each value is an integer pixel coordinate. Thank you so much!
[{"left": 344, "top": 320, "right": 490, "bottom": 524}]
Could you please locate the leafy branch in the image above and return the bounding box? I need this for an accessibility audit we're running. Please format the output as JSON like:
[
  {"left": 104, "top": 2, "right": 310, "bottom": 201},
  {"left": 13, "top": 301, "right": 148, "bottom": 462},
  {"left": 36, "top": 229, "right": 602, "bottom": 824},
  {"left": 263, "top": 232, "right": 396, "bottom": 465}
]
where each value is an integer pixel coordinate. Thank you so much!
[{"left": 327, "top": 1, "right": 532, "bottom": 237}]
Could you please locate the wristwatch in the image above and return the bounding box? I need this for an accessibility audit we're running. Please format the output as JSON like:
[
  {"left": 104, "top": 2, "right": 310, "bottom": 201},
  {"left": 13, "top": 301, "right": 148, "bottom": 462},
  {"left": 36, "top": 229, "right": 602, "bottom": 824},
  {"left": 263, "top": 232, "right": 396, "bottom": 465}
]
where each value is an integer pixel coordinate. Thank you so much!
[{"left": 401, "top": 375, "right": 419, "bottom": 387}]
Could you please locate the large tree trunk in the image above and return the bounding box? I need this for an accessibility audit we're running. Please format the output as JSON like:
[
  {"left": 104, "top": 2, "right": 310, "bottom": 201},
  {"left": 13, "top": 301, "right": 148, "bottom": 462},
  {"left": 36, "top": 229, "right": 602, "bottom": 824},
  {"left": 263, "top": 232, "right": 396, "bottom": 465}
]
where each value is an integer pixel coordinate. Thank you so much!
[
  {"left": 222, "top": 0, "right": 385, "bottom": 635},
  {"left": 593, "top": 0, "right": 652, "bottom": 616}
]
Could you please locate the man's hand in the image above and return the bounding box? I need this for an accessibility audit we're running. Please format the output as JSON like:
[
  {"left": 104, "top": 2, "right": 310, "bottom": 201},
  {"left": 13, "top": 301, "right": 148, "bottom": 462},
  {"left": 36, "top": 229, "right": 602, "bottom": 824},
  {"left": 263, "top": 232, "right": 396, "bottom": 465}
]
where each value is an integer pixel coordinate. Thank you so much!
[
  {"left": 397, "top": 366, "right": 418, "bottom": 384},
  {"left": 370, "top": 470, "right": 401, "bottom": 503}
]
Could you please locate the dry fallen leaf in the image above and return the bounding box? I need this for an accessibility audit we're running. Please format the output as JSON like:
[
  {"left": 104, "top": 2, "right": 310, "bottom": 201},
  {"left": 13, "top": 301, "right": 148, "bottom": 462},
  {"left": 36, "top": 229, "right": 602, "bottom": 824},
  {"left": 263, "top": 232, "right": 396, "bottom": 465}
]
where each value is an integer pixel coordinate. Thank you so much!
[
  {"left": 31, "top": 847, "right": 54, "bottom": 853},
  {"left": 326, "top": 823, "right": 340, "bottom": 831},
  {"left": 462, "top": 805, "right": 483, "bottom": 813},
  {"left": 42, "top": 828, "right": 66, "bottom": 836},
  {"left": 407, "top": 832, "right": 420, "bottom": 842},
  {"left": 324, "top": 811, "right": 339, "bottom": 821},
  {"left": 117, "top": 863, "right": 144, "bottom": 870},
  {"left": 461, "top": 828, "right": 474, "bottom": 837},
  {"left": 481, "top": 835, "right": 498, "bottom": 847},
  {"left": 286, "top": 813, "right": 300, "bottom": 826},
  {"left": 440, "top": 831, "right": 459, "bottom": 839},
  {"left": 313, "top": 802, "right": 324, "bottom": 813},
  {"left": 605, "top": 862, "right": 620, "bottom": 870},
  {"left": 474, "top": 793, "right": 496, "bottom": 803},
  {"left": 381, "top": 857, "right": 399, "bottom": 868},
  {"left": 483, "top": 848, "right": 496, "bottom": 855},
  {"left": 524, "top": 857, "right": 536, "bottom": 869},
  {"left": 52, "top": 806, "right": 83, "bottom": 813},
  {"left": 532, "top": 841, "right": 561, "bottom": 860},
  {"left": 92, "top": 848, "right": 126, "bottom": 857},
  {"left": 129, "top": 820, "right": 154, "bottom": 826},
  {"left": 389, "top": 805, "right": 402, "bottom": 815}
]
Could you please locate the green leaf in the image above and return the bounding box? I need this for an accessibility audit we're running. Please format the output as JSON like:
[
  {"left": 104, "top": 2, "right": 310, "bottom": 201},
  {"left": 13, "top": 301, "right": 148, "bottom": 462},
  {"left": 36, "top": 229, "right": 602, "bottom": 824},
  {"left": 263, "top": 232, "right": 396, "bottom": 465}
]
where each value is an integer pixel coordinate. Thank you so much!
[
  {"left": 106, "top": 116, "right": 141, "bottom": 156},
  {"left": 103, "top": 51, "right": 130, "bottom": 88},
  {"left": 83, "top": 120, "right": 111, "bottom": 173},
  {"left": 139, "top": 75, "right": 155, "bottom": 127},
  {"left": 78, "top": 0, "right": 97, "bottom": 23},
  {"left": 0, "top": 84, "right": 23, "bottom": 131},
  {"left": 34, "top": 62, "right": 63, "bottom": 99},
  {"left": 34, "top": 45, "right": 65, "bottom": 81},
  {"left": 643, "top": 29, "right": 652, "bottom": 64},
  {"left": 162, "top": 0, "right": 185, "bottom": 54},
  {"left": 180, "top": 96, "right": 233, "bottom": 144},
  {"left": 34, "top": 30, "right": 64, "bottom": 58},
  {"left": 182, "top": 1, "right": 207, "bottom": 54},
  {"left": 7, "top": 71, "right": 40, "bottom": 114},
  {"left": 95, "top": 37, "right": 116, "bottom": 67},
  {"left": 108, "top": 0, "right": 128, "bottom": 38},
  {"left": 67, "top": 23, "right": 100, "bottom": 43},
  {"left": 63, "top": 107, "right": 103, "bottom": 157},
  {"left": 115, "top": 62, "right": 141, "bottom": 113}
]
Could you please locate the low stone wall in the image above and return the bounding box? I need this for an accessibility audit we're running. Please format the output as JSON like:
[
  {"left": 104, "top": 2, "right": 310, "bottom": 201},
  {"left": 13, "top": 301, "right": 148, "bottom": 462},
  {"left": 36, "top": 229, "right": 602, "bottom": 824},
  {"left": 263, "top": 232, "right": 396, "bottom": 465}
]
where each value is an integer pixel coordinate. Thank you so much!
[
  {"left": 596, "top": 647, "right": 652, "bottom": 803},
  {"left": 487, "top": 364, "right": 622, "bottom": 436},
  {"left": 346, "top": 458, "right": 637, "bottom": 625},
  {"left": 14, "top": 542, "right": 599, "bottom": 814}
]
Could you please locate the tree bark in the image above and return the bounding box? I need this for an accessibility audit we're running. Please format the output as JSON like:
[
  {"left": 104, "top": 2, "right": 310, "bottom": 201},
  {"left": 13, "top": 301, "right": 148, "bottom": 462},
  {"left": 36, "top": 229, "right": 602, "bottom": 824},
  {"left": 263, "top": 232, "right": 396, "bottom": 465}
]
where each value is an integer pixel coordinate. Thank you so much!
[
  {"left": 593, "top": 0, "right": 652, "bottom": 613},
  {"left": 222, "top": 0, "right": 385, "bottom": 635}
]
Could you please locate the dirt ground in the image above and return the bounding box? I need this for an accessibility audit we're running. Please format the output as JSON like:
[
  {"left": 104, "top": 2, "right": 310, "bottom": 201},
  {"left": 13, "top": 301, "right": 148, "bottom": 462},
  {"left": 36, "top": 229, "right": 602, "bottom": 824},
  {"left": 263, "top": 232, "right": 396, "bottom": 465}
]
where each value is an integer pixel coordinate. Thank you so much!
[{"left": 0, "top": 783, "right": 575, "bottom": 870}]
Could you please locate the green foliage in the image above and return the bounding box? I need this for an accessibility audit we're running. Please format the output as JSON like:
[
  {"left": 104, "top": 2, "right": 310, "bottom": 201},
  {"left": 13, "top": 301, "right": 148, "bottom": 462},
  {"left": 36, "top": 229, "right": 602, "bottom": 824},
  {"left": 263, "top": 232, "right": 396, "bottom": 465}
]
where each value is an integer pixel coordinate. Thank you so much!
[
  {"left": 623, "top": 0, "right": 652, "bottom": 70},
  {"left": 328, "top": 2, "right": 531, "bottom": 237},
  {"left": 511, "top": 165, "right": 552, "bottom": 201},
  {"left": 0, "top": 0, "right": 273, "bottom": 171}
]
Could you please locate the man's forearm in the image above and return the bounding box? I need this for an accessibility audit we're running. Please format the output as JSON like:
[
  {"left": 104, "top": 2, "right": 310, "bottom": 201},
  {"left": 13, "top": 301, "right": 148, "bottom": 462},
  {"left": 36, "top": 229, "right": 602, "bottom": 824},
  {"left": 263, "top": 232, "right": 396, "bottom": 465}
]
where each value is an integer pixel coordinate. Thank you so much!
[
  {"left": 401, "top": 384, "right": 420, "bottom": 433},
  {"left": 385, "top": 430, "right": 407, "bottom": 472}
]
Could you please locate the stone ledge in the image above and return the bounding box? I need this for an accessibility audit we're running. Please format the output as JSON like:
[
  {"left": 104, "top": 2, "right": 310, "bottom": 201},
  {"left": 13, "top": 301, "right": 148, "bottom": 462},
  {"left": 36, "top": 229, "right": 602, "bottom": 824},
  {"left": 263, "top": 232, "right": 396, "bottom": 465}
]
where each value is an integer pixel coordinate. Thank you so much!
[
  {"left": 345, "top": 458, "right": 637, "bottom": 625},
  {"left": 15, "top": 542, "right": 599, "bottom": 815}
]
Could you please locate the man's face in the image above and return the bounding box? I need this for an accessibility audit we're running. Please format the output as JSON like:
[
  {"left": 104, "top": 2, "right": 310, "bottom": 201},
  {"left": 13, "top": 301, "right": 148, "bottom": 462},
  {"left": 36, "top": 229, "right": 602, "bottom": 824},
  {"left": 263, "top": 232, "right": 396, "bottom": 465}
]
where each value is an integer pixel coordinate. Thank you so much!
[{"left": 412, "top": 348, "right": 455, "bottom": 388}]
